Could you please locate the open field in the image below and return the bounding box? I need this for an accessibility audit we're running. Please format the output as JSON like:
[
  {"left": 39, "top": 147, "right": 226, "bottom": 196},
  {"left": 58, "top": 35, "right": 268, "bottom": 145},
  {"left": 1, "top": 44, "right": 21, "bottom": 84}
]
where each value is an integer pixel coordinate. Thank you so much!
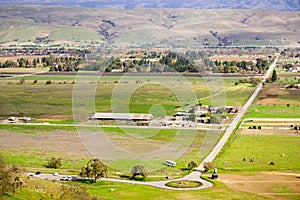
[
  {"left": 214, "top": 133, "right": 300, "bottom": 172},
  {"left": 0, "top": 75, "right": 254, "bottom": 119},
  {"left": 0, "top": 124, "right": 220, "bottom": 177},
  {"left": 218, "top": 172, "right": 300, "bottom": 200},
  {"left": 245, "top": 105, "right": 300, "bottom": 118}
]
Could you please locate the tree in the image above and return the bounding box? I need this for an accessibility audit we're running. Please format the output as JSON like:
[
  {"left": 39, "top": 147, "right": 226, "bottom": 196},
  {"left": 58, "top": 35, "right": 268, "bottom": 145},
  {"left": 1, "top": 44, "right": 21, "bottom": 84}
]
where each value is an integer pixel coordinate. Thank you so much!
[
  {"left": 271, "top": 70, "right": 277, "bottom": 83},
  {"left": 48, "top": 157, "right": 62, "bottom": 169},
  {"left": 18, "top": 59, "right": 26, "bottom": 68},
  {"left": 187, "top": 161, "right": 198, "bottom": 172},
  {"left": 0, "top": 156, "right": 23, "bottom": 195},
  {"left": 131, "top": 165, "right": 147, "bottom": 179},
  {"left": 203, "top": 162, "right": 214, "bottom": 172},
  {"left": 80, "top": 159, "right": 107, "bottom": 183}
]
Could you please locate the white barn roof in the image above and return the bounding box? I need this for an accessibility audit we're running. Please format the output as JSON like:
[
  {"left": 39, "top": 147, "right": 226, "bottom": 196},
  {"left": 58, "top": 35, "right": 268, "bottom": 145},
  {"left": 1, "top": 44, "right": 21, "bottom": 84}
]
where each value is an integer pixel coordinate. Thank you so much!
[{"left": 92, "top": 113, "right": 153, "bottom": 121}]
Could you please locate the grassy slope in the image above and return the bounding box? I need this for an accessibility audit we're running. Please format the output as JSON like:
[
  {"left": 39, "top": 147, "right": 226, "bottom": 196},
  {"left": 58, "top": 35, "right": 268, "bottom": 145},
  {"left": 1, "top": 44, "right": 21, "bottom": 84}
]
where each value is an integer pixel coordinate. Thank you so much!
[{"left": 0, "top": 5, "right": 300, "bottom": 46}]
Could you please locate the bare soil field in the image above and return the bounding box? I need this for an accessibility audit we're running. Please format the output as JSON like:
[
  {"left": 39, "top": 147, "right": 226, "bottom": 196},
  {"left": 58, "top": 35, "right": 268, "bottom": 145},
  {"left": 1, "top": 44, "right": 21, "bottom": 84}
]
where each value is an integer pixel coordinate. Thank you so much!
[
  {"left": 217, "top": 172, "right": 300, "bottom": 200},
  {"left": 0, "top": 130, "right": 90, "bottom": 158},
  {"left": 238, "top": 128, "right": 300, "bottom": 135},
  {"left": 210, "top": 55, "right": 259, "bottom": 62},
  {"left": 0, "top": 67, "right": 48, "bottom": 73},
  {"left": 0, "top": 55, "right": 47, "bottom": 63},
  {"left": 257, "top": 83, "right": 300, "bottom": 106}
]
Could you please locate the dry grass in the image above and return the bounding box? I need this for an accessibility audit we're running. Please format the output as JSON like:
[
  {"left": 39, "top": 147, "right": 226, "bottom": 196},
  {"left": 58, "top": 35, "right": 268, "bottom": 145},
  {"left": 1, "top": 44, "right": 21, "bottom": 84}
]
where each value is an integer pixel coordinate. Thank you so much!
[
  {"left": 217, "top": 172, "right": 300, "bottom": 200},
  {"left": 0, "top": 67, "right": 48, "bottom": 73},
  {"left": 0, "top": 5, "right": 300, "bottom": 46}
]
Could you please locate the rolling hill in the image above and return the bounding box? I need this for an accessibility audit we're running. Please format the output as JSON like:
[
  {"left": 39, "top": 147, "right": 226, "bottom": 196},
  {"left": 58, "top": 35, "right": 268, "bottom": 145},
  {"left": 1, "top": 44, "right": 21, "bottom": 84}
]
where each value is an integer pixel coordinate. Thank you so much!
[{"left": 0, "top": 5, "right": 300, "bottom": 47}]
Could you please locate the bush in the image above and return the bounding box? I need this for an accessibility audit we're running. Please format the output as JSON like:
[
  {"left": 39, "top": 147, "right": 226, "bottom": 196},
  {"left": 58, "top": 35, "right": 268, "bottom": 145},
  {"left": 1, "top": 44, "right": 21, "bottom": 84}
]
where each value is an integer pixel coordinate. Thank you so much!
[
  {"left": 0, "top": 156, "right": 23, "bottom": 195},
  {"left": 33, "top": 80, "right": 38, "bottom": 84},
  {"left": 48, "top": 157, "right": 62, "bottom": 169},
  {"left": 46, "top": 80, "right": 52, "bottom": 85}
]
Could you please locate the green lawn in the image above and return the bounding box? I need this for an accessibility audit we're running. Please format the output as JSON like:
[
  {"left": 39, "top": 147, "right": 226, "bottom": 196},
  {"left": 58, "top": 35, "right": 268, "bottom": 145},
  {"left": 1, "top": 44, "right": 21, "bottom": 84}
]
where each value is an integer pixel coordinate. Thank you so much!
[{"left": 214, "top": 134, "right": 300, "bottom": 172}]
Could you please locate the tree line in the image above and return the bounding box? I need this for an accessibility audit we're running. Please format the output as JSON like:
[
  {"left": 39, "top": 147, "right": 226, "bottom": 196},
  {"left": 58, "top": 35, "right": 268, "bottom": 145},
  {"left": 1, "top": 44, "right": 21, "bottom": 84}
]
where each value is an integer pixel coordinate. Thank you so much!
[
  {"left": 0, "top": 56, "right": 83, "bottom": 72},
  {"left": 212, "top": 58, "right": 270, "bottom": 74}
]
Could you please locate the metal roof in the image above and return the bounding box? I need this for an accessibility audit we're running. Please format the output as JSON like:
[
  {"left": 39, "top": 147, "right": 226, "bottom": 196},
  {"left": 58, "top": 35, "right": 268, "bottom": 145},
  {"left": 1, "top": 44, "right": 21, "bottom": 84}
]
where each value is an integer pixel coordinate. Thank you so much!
[{"left": 92, "top": 113, "right": 153, "bottom": 120}]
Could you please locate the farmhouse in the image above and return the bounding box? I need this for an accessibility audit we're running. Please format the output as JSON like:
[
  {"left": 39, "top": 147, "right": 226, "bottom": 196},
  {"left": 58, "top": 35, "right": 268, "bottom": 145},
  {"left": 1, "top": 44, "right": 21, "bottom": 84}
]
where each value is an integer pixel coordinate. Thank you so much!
[
  {"left": 165, "top": 116, "right": 192, "bottom": 127},
  {"left": 91, "top": 113, "right": 153, "bottom": 122}
]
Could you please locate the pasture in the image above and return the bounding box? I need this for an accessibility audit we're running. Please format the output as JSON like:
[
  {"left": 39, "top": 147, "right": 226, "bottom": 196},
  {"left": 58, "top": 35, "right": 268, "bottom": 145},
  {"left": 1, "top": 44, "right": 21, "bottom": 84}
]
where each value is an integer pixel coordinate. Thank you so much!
[
  {"left": 214, "top": 134, "right": 300, "bottom": 172},
  {"left": 0, "top": 75, "right": 255, "bottom": 120}
]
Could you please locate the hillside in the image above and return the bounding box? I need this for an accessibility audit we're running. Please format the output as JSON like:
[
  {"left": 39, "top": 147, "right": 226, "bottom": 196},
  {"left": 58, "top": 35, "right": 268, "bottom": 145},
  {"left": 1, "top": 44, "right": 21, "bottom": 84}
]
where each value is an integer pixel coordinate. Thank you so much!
[
  {"left": 0, "top": 5, "right": 300, "bottom": 47},
  {"left": 1, "top": 0, "right": 300, "bottom": 11}
]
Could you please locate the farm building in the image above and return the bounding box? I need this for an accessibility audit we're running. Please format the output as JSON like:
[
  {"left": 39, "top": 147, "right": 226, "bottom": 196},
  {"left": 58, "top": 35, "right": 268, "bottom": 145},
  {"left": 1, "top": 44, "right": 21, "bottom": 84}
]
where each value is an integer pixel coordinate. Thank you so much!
[{"left": 91, "top": 113, "right": 153, "bottom": 122}]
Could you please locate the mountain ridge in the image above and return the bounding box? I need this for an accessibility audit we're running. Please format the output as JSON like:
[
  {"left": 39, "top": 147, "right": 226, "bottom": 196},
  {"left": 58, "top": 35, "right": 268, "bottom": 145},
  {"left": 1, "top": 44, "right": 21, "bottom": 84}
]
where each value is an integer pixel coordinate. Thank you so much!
[{"left": 0, "top": 0, "right": 300, "bottom": 11}]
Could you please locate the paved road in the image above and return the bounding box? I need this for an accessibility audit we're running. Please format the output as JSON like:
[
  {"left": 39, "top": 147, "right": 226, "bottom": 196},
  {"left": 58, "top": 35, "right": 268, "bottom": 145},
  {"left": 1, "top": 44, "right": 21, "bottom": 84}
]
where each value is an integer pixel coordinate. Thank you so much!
[{"left": 197, "top": 56, "right": 278, "bottom": 170}]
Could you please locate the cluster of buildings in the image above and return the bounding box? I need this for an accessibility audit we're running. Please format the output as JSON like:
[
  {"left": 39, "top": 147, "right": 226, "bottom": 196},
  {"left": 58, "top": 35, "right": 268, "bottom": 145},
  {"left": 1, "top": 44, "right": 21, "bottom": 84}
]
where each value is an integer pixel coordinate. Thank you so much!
[{"left": 91, "top": 105, "right": 237, "bottom": 127}]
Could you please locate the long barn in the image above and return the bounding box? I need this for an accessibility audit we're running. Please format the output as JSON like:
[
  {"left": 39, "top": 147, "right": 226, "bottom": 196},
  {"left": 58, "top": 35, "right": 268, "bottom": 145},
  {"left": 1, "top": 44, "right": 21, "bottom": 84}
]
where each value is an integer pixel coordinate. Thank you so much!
[{"left": 91, "top": 113, "right": 153, "bottom": 121}]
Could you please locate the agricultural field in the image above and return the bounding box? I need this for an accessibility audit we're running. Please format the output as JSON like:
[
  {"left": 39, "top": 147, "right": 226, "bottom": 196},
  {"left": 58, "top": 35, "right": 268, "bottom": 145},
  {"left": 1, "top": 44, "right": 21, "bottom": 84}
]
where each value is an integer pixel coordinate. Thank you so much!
[
  {"left": 0, "top": 74, "right": 255, "bottom": 120},
  {"left": 213, "top": 129, "right": 300, "bottom": 200},
  {"left": 214, "top": 134, "right": 300, "bottom": 172},
  {"left": 245, "top": 70, "right": 300, "bottom": 118},
  {"left": 211, "top": 68, "right": 300, "bottom": 199}
]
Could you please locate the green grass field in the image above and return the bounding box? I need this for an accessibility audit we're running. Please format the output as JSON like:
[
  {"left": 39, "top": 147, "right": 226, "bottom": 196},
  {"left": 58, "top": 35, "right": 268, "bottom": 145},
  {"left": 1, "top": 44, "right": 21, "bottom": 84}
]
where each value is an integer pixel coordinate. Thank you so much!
[
  {"left": 0, "top": 75, "right": 254, "bottom": 119},
  {"left": 245, "top": 105, "right": 300, "bottom": 118},
  {"left": 214, "top": 134, "right": 300, "bottom": 172}
]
